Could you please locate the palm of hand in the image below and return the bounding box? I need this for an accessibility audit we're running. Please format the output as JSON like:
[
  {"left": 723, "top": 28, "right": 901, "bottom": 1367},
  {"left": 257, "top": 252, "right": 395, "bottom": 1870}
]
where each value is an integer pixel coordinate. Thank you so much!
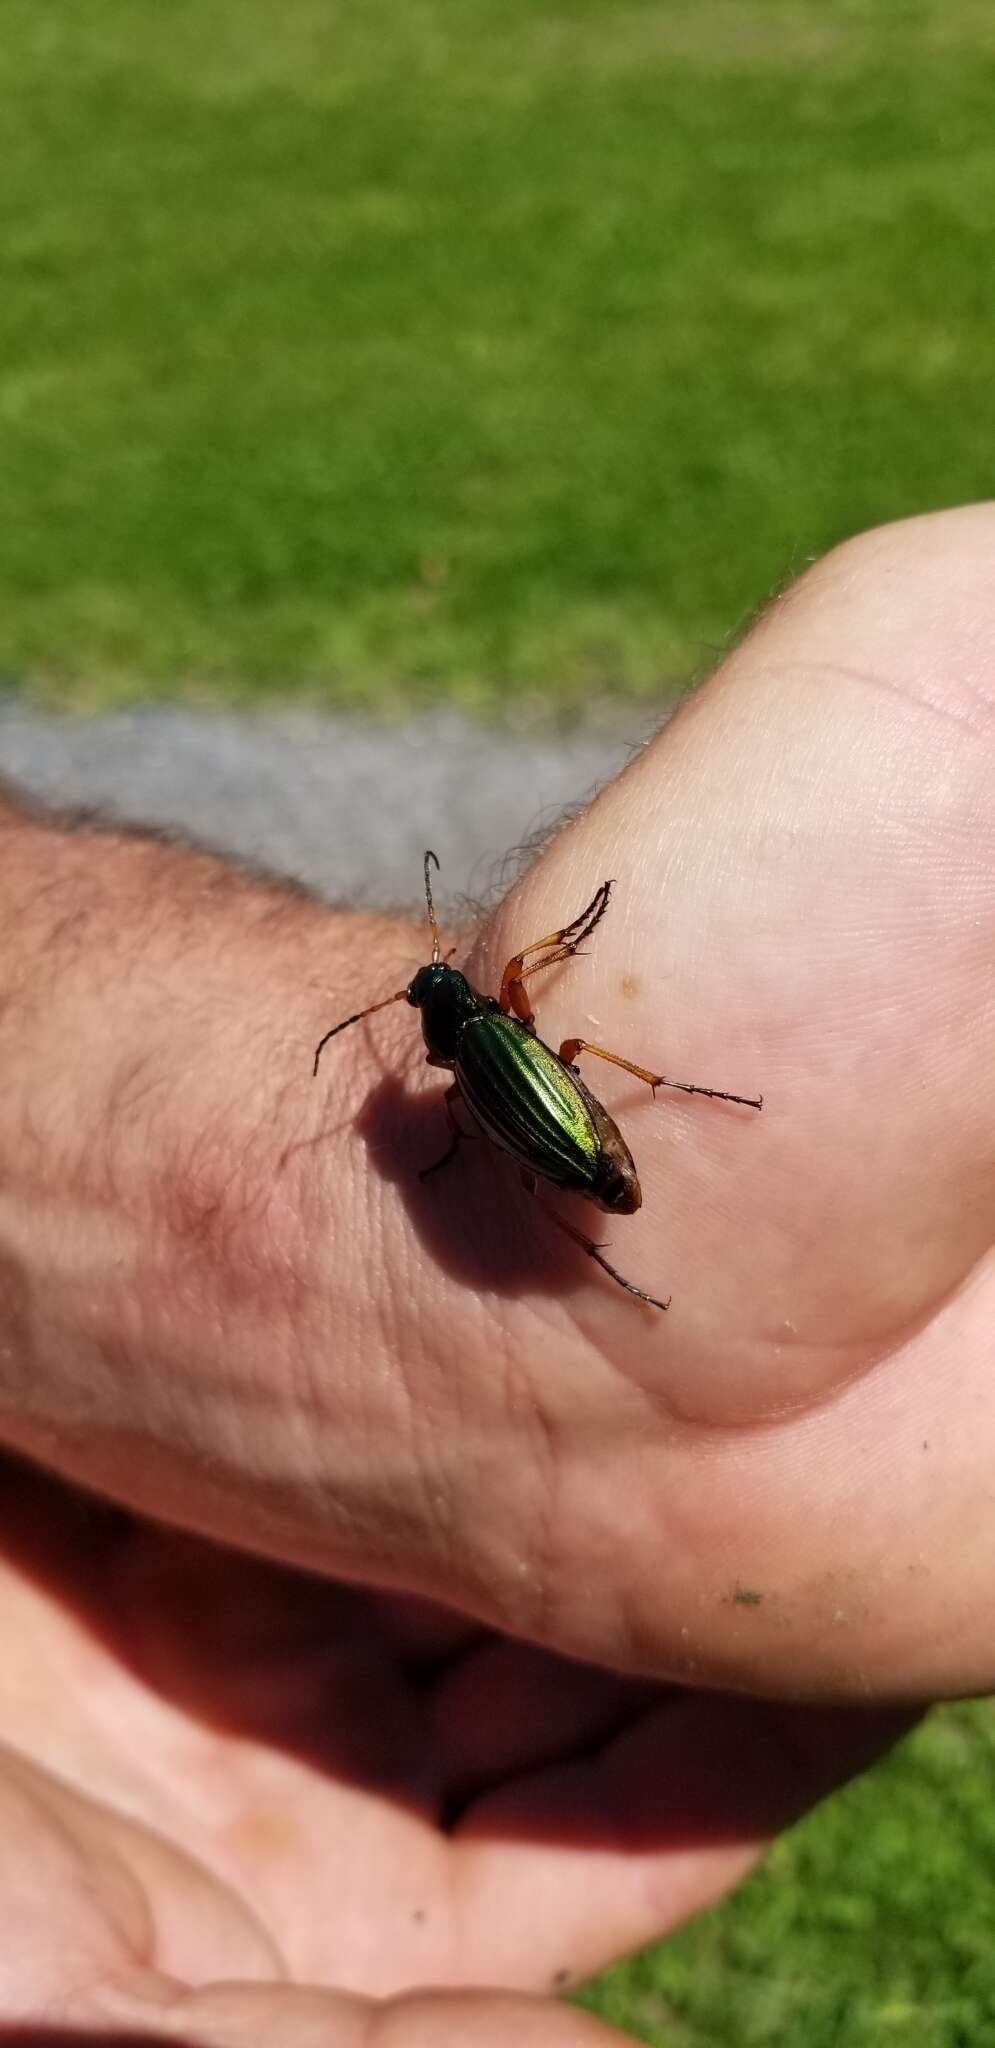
[
  {"left": 0, "top": 1461, "right": 897, "bottom": 2027},
  {"left": 449, "top": 515, "right": 995, "bottom": 1700}
]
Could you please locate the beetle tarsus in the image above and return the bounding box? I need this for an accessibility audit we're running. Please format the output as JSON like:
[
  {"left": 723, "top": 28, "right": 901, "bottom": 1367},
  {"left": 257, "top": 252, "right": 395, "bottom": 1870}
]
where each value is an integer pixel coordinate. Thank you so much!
[
  {"left": 650, "top": 1076, "right": 763, "bottom": 1110},
  {"left": 587, "top": 1243, "right": 671, "bottom": 1313},
  {"left": 499, "top": 879, "right": 615, "bottom": 1024},
  {"left": 561, "top": 1038, "right": 762, "bottom": 1113},
  {"left": 521, "top": 1169, "right": 669, "bottom": 1312}
]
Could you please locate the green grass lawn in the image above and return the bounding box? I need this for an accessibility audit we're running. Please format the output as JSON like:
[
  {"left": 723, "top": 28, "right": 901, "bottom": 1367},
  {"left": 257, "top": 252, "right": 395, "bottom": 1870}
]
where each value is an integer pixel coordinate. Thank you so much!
[
  {"left": 580, "top": 1701, "right": 995, "bottom": 2047},
  {"left": 2, "top": 0, "right": 995, "bottom": 709}
]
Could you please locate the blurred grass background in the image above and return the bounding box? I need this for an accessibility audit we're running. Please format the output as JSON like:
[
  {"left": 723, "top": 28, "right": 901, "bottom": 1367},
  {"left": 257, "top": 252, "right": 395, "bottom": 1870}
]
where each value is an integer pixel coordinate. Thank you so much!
[
  {"left": 3, "top": 0, "right": 995, "bottom": 711},
  {"left": 577, "top": 1702, "right": 995, "bottom": 2045},
  {"left": 3, "top": 4, "right": 995, "bottom": 2040}
]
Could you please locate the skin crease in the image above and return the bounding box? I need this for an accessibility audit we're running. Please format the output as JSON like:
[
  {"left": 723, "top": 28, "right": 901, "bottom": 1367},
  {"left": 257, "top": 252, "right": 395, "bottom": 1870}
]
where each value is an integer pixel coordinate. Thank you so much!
[{"left": 0, "top": 505, "right": 992, "bottom": 2035}]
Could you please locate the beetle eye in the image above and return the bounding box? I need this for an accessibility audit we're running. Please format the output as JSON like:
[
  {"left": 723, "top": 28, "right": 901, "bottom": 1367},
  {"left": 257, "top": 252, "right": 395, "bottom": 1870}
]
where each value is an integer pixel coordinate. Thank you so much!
[{"left": 407, "top": 965, "right": 435, "bottom": 1007}]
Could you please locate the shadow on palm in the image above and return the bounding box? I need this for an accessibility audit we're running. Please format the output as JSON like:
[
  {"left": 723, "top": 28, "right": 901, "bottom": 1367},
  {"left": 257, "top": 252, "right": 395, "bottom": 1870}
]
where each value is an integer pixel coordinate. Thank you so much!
[{"left": 0, "top": 1451, "right": 905, "bottom": 1988}]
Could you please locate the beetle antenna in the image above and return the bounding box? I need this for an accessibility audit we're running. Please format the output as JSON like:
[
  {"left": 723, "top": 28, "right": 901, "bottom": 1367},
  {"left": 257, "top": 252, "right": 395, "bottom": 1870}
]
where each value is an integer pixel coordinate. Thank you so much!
[
  {"left": 424, "top": 849, "right": 442, "bottom": 963},
  {"left": 313, "top": 988, "right": 409, "bottom": 1076}
]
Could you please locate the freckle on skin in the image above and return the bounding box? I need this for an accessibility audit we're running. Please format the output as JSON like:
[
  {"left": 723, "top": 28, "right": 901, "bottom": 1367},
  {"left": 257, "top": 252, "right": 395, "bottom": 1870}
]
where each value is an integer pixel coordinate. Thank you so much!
[{"left": 620, "top": 974, "right": 641, "bottom": 1000}]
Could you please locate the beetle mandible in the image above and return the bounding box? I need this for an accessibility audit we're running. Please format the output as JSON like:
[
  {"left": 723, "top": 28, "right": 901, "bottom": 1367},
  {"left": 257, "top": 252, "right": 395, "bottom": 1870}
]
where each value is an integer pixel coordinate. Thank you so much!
[{"left": 313, "top": 852, "right": 762, "bottom": 1311}]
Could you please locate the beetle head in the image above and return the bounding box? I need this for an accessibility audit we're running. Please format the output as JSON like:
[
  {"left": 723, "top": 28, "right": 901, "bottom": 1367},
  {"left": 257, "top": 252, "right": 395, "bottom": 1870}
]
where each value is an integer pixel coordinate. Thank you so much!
[
  {"left": 407, "top": 961, "right": 480, "bottom": 1062},
  {"left": 406, "top": 962, "right": 450, "bottom": 1008}
]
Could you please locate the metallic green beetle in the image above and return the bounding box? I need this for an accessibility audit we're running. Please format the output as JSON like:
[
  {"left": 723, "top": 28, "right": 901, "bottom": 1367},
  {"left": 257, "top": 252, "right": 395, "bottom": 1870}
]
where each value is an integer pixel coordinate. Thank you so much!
[{"left": 313, "top": 853, "right": 762, "bottom": 1310}]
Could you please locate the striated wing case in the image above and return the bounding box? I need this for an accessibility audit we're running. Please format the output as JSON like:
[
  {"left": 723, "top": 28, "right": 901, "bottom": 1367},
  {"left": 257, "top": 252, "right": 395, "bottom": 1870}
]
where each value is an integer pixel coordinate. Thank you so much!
[{"left": 455, "top": 1012, "right": 600, "bottom": 1191}]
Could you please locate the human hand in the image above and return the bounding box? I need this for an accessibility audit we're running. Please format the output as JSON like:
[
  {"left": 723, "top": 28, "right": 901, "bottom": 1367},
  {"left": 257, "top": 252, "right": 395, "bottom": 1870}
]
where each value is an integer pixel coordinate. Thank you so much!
[
  {"left": 0, "top": 499, "right": 982, "bottom": 1884},
  {"left": 0, "top": 1456, "right": 899, "bottom": 2027},
  {"left": 0, "top": 512, "right": 991, "bottom": 1708},
  {"left": 5, "top": 503, "right": 987, "bottom": 2027}
]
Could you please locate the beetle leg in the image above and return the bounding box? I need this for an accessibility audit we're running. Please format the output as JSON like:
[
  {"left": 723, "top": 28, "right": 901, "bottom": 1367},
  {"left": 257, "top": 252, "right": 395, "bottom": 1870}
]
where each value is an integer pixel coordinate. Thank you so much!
[
  {"left": 559, "top": 1039, "right": 762, "bottom": 1112},
  {"left": 502, "top": 942, "right": 582, "bottom": 1025},
  {"left": 520, "top": 1169, "right": 670, "bottom": 1312},
  {"left": 500, "top": 879, "right": 614, "bottom": 1024},
  {"left": 419, "top": 1083, "right": 478, "bottom": 1180}
]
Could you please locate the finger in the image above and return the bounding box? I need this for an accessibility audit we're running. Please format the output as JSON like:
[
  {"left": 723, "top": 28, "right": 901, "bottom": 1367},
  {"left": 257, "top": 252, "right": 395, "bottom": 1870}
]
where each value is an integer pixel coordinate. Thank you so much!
[
  {"left": 426, "top": 1637, "right": 659, "bottom": 1806},
  {"left": 87, "top": 1981, "right": 630, "bottom": 2048},
  {"left": 448, "top": 1692, "right": 911, "bottom": 1988},
  {"left": 364, "top": 1590, "right": 490, "bottom": 1670},
  {"left": 0, "top": 1744, "right": 280, "bottom": 2007}
]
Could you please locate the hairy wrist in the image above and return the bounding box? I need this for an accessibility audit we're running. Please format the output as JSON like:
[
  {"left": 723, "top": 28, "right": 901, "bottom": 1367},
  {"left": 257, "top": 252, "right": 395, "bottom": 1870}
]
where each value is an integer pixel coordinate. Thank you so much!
[{"left": 0, "top": 802, "right": 453, "bottom": 1569}]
